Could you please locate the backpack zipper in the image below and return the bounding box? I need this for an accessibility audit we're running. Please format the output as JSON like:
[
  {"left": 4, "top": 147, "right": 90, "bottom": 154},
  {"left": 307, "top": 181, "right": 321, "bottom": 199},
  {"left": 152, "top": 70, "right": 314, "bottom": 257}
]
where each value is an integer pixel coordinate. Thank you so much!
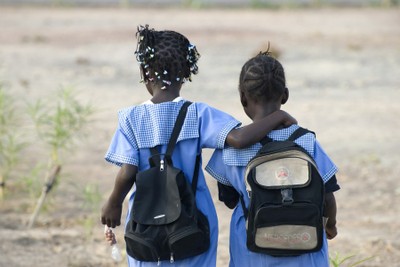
[
  {"left": 160, "top": 159, "right": 164, "bottom": 171},
  {"left": 169, "top": 225, "right": 199, "bottom": 244},
  {"left": 125, "top": 231, "right": 161, "bottom": 262},
  {"left": 168, "top": 226, "right": 201, "bottom": 261}
]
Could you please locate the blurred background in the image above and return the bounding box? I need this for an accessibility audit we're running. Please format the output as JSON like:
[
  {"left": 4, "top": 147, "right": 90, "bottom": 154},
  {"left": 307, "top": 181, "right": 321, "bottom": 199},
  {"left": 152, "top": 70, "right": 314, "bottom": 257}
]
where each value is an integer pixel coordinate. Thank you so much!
[
  {"left": 0, "top": 1, "right": 399, "bottom": 266},
  {"left": 1, "top": 0, "right": 400, "bottom": 6}
]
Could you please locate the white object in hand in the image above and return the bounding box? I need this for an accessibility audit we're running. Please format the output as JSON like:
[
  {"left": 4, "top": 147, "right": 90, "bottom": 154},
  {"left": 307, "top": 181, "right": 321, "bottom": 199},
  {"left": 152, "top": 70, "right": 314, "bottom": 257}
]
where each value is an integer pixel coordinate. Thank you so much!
[
  {"left": 111, "top": 243, "right": 123, "bottom": 262},
  {"left": 104, "top": 225, "right": 123, "bottom": 262}
]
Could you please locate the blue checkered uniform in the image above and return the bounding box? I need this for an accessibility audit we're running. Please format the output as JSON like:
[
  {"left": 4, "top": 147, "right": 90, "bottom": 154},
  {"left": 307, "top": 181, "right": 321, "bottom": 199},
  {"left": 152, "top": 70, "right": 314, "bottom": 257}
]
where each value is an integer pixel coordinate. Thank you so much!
[
  {"left": 105, "top": 98, "right": 240, "bottom": 267},
  {"left": 205, "top": 124, "right": 338, "bottom": 267}
]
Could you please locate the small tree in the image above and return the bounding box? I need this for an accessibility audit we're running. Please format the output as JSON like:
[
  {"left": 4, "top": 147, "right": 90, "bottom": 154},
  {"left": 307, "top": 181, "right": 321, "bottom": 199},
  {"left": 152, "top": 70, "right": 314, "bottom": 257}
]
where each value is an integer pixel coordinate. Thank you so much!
[
  {"left": 0, "top": 85, "right": 24, "bottom": 200},
  {"left": 27, "top": 87, "right": 93, "bottom": 228}
]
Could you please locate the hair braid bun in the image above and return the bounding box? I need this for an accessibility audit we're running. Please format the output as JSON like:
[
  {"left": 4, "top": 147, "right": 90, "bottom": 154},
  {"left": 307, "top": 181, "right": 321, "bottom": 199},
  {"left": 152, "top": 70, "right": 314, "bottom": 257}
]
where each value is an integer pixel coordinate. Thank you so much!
[{"left": 135, "top": 24, "right": 200, "bottom": 89}]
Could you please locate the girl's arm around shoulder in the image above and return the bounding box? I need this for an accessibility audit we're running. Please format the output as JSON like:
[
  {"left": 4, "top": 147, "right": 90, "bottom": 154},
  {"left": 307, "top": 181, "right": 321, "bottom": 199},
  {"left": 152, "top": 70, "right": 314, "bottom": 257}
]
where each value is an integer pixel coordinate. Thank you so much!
[
  {"left": 101, "top": 164, "right": 138, "bottom": 228},
  {"left": 226, "top": 110, "right": 297, "bottom": 148}
]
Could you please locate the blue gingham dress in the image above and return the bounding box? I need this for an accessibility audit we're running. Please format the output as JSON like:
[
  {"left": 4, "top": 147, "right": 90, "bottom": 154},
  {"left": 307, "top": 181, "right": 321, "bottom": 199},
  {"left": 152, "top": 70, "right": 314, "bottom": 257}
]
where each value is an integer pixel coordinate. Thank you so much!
[
  {"left": 105, "top": 98, "right": 240, "bottom": 267},
  {"left": 205, "top": 124, "right": 338, "bottom": 267}
]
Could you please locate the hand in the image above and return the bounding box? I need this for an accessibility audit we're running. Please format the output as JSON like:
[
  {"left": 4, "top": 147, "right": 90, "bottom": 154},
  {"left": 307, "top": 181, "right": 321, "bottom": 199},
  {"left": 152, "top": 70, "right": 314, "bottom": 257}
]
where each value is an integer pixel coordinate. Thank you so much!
[
  {"left": 280, "top": 110, "right": 297, "bottom": 127},
  {"left": 104, "top": 226, "right": 117, "bottom": 246},
  {"left": 325, "top": 223, "right": 338, "bottom": 240},
  {"left": 101, "top": 200, "right": 123, "bottom": 228}
]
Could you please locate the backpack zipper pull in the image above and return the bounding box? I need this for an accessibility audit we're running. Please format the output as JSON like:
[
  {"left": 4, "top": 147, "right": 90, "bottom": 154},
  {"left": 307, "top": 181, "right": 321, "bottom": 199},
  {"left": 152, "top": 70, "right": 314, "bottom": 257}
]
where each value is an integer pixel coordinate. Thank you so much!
[
  {"left": 160, "top": 159, "right": 164, "bottom": 171},
  {"left": 170, "top": 253, "right": 174, "bottom": 263}
]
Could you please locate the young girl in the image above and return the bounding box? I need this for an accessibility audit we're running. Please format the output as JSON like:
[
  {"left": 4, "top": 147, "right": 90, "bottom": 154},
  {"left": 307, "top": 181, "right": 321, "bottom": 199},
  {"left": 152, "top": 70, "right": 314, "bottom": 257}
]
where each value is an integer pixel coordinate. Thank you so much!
[
  {"left": 100, "top": 25, "right": 297, "bottom": 267},
  {"left": 206, "top": 52, "right": 340, "bottom": 267}
]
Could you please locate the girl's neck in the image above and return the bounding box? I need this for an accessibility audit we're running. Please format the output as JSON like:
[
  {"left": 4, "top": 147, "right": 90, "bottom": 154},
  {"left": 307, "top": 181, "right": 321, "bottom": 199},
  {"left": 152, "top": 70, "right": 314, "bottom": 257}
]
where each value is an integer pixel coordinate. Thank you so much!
[
  {"left": 150, "top": 84, "right": 181, "bottom": 104},
  {"left": 252, "top": 103, "right": 285, "bottom": 129},
  {"left": 252, "top": 104, "right": 280, "bottom": 123}
]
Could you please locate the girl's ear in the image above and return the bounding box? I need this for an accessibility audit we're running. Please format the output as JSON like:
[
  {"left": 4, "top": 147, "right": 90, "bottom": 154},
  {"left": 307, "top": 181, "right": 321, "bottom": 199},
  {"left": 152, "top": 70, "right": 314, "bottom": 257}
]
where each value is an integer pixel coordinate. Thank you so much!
[
  {"left": 281, "top": 87, "right": 289, "bottom": 105},
  {"left": 240, "top": 91, "right": 248, "bottom": 107}
]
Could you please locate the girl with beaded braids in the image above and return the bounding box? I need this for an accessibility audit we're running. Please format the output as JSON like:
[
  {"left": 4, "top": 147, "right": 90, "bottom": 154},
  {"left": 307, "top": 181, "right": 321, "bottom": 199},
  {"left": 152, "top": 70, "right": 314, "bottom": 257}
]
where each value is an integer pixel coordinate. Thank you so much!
[
  {"left": 101, "top": 25, "right": 297, "bottom": 267},
  {"left": 206, "top": 51, "right": 340, "bottom": 267}
]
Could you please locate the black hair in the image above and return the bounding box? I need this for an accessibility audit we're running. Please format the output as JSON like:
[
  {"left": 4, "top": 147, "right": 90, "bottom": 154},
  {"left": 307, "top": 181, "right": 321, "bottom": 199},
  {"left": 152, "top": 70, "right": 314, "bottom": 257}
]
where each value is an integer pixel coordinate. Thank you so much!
[
  {"left": 135, "top": 24, "right": 200, "bottom": 89},
  {"left": 239, "top": 50, "right": 286, "bottom": 102}
]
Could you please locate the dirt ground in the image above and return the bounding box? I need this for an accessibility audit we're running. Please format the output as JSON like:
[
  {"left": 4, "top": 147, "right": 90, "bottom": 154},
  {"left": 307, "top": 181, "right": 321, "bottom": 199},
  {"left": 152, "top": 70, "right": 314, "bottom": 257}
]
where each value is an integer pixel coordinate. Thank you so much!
[{"left": 0, "top": 6, "right": 399, "bottom": 267}]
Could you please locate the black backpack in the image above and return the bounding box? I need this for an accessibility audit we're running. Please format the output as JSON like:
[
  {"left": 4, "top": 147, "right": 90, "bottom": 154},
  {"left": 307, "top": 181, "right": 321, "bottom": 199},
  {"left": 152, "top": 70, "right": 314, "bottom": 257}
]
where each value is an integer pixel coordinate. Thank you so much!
[
  {"left": 241, "top": 127, "right": 325, "bottom": 257},
  {"left": 125, "top": 102, "right": 210, "bottom": 264}
]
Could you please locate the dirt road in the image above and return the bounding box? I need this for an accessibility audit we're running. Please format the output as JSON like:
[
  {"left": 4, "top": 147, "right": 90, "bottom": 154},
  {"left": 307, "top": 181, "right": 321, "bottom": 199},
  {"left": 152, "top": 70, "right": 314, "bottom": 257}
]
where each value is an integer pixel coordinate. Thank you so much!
[{"left": 0, "top": 6, "right": 399, "bottom": 267}]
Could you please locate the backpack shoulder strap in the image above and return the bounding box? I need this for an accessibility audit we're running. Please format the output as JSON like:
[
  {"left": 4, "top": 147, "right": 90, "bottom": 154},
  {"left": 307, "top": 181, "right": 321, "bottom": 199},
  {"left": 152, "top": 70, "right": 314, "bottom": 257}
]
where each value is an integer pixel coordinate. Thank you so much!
[
  {"left": 240, "top": 194, "right": 248, "bottom": 219},
  {"left": 163, "top": 101, "right": 202, "bottom": 196},
  {"left": 260, "top": 136, "right": 273, "bottom": 146},
  {"left": 260, "top": 127, "right": 315, "bottom": 145},
  {"left": 148, "top": 146, "right": 160, "bottom": 167},
  {"left": 148, "top": 101, "right": 192, "bottom": 166},
  {"left": 165, "top": 101, "right": 192, "bottom": 158},
  {"left": 287, "top": 127, "right": 315, "bottom": 141},
  {"left": 191, "top": 155, "right": 201, "bottom": 196}
]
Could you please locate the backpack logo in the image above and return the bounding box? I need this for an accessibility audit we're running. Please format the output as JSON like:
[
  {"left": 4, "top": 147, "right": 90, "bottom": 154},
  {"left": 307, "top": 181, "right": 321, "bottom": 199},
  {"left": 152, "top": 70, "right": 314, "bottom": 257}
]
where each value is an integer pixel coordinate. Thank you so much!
[
  {"left": 262, "top": 232, "right": 311, "bottom": 245},
  {"left": 275, "top": 167, "right": 290, "bottom": 181}
]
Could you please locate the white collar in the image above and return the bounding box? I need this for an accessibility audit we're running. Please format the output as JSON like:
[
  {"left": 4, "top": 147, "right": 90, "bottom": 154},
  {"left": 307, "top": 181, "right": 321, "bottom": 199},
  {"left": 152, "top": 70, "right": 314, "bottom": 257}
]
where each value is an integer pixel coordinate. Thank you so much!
[{"left": 142, "top": 96, "right": 184, "bottom": 105}]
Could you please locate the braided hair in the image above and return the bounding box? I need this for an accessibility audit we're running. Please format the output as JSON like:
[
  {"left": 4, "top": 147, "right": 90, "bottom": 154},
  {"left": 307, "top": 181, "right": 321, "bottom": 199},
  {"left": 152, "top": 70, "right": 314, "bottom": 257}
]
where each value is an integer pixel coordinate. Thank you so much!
[
  {"left": 135, "top": 25, "right": 200, "bottom": 90},
  {"left": 239, "top": 50, "right": 286, "bottom": 102}
]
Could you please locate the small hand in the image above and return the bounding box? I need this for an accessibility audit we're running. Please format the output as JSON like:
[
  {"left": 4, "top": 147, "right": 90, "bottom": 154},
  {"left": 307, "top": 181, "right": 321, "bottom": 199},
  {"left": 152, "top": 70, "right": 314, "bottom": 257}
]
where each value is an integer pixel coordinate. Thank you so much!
[
  {"left": 104, "top": 225, "right": 117, "bottom": 246},
  {"left": 101, "top": 201, "right": 123, "bottom": 228},
  {"left": 325, "top": 224, "right": 338, "bottom": 240},
  {"left": 280, "top": 110, "right": 298, "bottom": 127}
]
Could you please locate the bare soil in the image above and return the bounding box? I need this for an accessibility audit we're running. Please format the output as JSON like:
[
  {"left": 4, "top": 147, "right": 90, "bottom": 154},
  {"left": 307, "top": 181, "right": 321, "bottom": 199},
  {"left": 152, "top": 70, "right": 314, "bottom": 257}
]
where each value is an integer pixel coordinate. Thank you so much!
[{"left": 0, "top": 6, "right": 399, "bottom": 267}]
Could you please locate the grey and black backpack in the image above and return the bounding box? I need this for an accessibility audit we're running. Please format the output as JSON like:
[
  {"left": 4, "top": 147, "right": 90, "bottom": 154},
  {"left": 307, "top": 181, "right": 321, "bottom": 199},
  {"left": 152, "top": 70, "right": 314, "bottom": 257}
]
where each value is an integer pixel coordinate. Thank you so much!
[{"left": 241, "top": 127, "right": 325, "bottom": 257}]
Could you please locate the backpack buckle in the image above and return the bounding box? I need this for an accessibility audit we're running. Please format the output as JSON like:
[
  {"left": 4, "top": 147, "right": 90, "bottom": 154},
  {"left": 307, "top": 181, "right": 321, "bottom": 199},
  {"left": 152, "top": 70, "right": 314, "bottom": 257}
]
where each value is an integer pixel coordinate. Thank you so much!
[
  {"left": 281, "top": 189, "right": 293, "bottom": 205},
  {"left": 247, "top": 189, "right": 251, "bottom": 199}
]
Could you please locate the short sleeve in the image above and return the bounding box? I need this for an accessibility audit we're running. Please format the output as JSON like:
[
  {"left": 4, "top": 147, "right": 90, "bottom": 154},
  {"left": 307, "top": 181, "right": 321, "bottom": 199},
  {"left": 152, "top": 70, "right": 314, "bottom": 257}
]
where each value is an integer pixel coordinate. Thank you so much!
[
  {"left": 325, "top": 175, "right": 340, "bottom": 193},
  {"left": 313, "top": 140, "right": 338, "bottom": 183},
  {"left": 197, "top": 103, "right": 241, "bottom": 149},
  {"left": 205, "top": 149, "right": 232, "bottom": 186},
  {"left": 104, "top": 114, "right": 139, "bottom": 167}
]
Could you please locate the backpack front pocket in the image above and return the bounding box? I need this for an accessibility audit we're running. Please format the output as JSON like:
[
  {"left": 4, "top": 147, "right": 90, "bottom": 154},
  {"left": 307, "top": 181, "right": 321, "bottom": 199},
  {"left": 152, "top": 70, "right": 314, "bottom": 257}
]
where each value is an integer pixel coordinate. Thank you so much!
[
  {"left": 250, "top": 203, "right": 322, "bottom": 255},
  {"left": 168, "top": 224, "right": 209, "bottom": 262},
  {"left": 124, "top": 230, "right": 160, "bottom": 262}
]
